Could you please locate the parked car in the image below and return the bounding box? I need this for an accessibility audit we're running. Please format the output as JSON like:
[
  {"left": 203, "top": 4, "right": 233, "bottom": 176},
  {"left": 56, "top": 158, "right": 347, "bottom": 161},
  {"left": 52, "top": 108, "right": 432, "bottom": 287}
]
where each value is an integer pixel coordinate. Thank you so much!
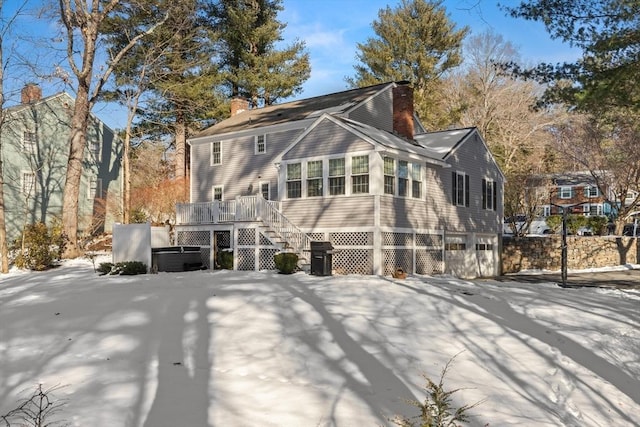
[
  {"left": 622, "top": 223, "right": 640, "bottom": 236},
  {"left": 503, "top": 216, "right": 552, "bottom": 235}
]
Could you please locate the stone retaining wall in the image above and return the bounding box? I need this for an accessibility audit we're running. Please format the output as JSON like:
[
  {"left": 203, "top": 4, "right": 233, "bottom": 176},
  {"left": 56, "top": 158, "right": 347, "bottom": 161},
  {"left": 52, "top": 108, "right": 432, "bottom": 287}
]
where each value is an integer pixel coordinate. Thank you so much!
[{"left": 502, "top": 235, "right": 639, "bottom": 273}]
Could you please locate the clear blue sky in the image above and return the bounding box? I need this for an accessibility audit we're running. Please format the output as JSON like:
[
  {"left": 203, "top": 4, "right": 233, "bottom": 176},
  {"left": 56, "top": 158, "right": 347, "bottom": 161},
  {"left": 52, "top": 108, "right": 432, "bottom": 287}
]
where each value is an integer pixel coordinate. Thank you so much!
[{"left": 4, "top": 0, "right": 580, "bottom": 131}]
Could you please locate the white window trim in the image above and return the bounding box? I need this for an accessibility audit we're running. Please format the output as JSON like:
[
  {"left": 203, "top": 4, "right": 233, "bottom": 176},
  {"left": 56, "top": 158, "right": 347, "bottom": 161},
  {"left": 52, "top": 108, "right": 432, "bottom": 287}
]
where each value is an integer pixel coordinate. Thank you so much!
[
  {"left": 559, "top": 186, "right": 572, "bottom": 199},
  {"left": 88, "top": 177, "right": 103, "bottom": 199},
  {"left": 255, "top": 134, "right": 266, "bottom": 154},
  {"left": 22, "top": 131, "right": 36, "bottom": 153},
  {"left": 21, "top": 171, "right": 36, "bottom": 196},
  {"left": 210, "top": 141, "right": 222, "bottom": 166},
  {"left": 89, "top": 141, "right": 101, "bottom": 162},
  {"left": 212, "top": 185, "right": 224, "bottom": 201},
  {"left": 259, "top": 181, "right": 270, "bottom": 200}
]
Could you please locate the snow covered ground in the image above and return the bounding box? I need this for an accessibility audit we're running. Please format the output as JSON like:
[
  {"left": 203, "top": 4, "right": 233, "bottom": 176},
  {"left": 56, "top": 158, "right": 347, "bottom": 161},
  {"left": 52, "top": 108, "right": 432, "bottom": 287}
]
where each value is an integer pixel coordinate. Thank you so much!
[{"left": 1, "top": 256, "right": 639, "bottom": 427}]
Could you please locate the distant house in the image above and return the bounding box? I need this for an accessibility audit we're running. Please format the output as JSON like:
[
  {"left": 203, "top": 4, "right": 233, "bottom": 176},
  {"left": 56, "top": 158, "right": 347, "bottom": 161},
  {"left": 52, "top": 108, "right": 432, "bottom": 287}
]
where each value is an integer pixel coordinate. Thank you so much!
[
  {"left": 1, "top": 84, "right": 123, "bottom": 244},
  {"left": 176, "top": 82, "right": 504, "bottom": 278},
  {"left": 534, "top": 172, "right": 613, "bottom": 217}
]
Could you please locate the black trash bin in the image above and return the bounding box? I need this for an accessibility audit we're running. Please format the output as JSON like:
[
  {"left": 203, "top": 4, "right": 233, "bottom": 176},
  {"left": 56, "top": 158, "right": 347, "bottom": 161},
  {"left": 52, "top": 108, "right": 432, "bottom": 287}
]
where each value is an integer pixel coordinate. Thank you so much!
[{"left": 310, "top": 241, "right": 333, "bottom": 276}]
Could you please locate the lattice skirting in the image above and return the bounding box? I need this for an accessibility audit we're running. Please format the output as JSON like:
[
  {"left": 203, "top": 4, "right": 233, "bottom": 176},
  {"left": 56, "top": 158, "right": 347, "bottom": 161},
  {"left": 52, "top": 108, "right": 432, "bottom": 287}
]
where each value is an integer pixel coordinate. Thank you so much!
[{"left": 174, "top": 225, "right": 496, "bottom": 277}]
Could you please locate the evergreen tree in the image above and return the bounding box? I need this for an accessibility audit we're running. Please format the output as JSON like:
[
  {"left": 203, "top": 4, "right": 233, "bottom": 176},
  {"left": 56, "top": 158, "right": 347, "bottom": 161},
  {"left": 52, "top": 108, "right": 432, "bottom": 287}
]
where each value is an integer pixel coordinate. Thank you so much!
[
  {"left": 104, "top": 0, "right": 225, "bottom": 182},
  {"left": 210, "top": 0, "right": 310, "bottom": 107},
  {"left": 504, "top": 0, "right": 640, "bottom": 112},
  {"left": 348, "top": 0, "right": 468, "bottom": 129}
]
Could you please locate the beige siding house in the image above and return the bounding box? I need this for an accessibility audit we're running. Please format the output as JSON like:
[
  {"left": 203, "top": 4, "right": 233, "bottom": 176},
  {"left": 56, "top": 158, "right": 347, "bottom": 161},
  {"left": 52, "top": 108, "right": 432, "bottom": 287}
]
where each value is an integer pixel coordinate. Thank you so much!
[{"left": 178, "top": 82, "right": 504, "bottom": 278}]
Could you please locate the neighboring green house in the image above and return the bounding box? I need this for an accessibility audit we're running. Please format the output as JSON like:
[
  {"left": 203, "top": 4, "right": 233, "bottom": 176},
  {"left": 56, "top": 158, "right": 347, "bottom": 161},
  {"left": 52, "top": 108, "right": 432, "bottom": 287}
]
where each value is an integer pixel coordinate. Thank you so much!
[{"left": 1, "top": 84, "right": 123, "bottom": 244}]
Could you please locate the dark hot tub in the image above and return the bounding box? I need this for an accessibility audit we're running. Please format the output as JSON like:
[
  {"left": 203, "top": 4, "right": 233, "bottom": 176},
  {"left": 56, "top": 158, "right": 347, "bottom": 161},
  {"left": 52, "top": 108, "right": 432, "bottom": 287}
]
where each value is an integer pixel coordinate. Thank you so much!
[{"left": 152, "top": 246, "right": 204, "bottom": 272}]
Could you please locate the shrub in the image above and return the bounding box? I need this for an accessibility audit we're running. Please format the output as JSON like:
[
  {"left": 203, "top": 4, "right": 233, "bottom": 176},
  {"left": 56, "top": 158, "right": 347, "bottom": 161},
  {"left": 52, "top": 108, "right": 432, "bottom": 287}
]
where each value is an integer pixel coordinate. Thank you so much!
[
  {"left": 13, "top": 222, "right": 67, "bottom": 271},
  {"left": 587, "top": 215, "right": 608, "bottom": 235},
  {"left": 97, "top": 262, "right": 114, "bottom": 275},
  {"left": 217, "top": 250, "right": 234, "bottom": 269},
  {"left": 546, "top": 214, "right": 589, "bottom": 235},
  {"left": 97, "top": 261, "right": 147, "bottom": 275},
  {"left": 390, "top": 356, "right": 483, "bottom": 427},
  {"left": 274, "top": 252, "right": 298, "bottom": 274}
]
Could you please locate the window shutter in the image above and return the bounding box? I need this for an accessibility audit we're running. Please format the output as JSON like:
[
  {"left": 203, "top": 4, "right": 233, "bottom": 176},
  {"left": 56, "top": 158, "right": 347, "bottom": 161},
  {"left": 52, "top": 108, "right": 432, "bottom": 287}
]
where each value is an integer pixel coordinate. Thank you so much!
[
  {"left": 465, "top": 174, "right": 470, "bottom": 207},
  {"left": 493, "top": 182, "right": 497, "bottom": 211},
  {"left": 451, "top": 171, "right": 457, "bottom": 205},
  {"left": 482, "top": 179, "right": 487, "bottom": 209}
]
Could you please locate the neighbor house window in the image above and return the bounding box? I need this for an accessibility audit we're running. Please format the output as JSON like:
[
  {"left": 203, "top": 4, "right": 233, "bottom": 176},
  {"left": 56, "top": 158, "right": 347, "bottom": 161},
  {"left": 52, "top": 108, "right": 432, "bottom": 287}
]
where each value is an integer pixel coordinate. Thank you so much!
[
  {"left": 351, "top": 155, "right": 369, "bottom": 194},
  {"left": 212, "top": 185, "right": 223, "bottom": 201},
  {"left": 89, "top": 141, "right": 100, "bottom": 161},
  {"left": 559, "top": 186, "right": 572, "bottom": 199},
  {"left": 211, "top": 141, "right": 222, "bottom": 165},
  {"left": 482, "top": 179, "right": 497, "bottom": 210},
  {"left": 260, "top": 181, "right": 270, "bottom": 200},
  {"left": 329, "top": 158, "right": 345, "bottom": 196},
  {"left": 307, "top": 160, "right": 323, "bottom": 197},
  {"left": 383, "top": 157, "right": 395, "bottom": 195},
  {"left": 88, "top": 177, "right": 102, "bottom": 199},
  {"left": 23, "top": 131, "right": 36, "bottom": 153},
  {"left": 411, "top": 163, "right": 422, "bottom": 199},
  {"left": 255, "top": 134, "right": 266, "bottom": 154},
  {"left": 451, "top": 171, "right": 469, "bottom": 207},
  {"left": 21, "top": 172, "right": 35, "bottom": 196},
  {"left": 398, "top": 160, "right": 409, "bottom": 197},
  {"left": 286, "top": 163, "right": 302, "bottom": 198},
  {"left": 584, "top": 186, "right": 599, "bottom": 197}
]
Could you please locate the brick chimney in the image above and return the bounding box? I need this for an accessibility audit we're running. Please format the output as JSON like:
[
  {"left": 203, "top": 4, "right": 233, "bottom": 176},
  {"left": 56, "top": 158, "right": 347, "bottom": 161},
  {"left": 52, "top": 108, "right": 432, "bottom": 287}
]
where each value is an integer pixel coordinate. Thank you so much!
[
  {"left": 21, "top": 83, "right": 42, "bottom": 104},
  {"left": 230, "top": 97, "right": 249, "bottom": 116},
  {"left": 392, "top": 81, "right": 414, "bottom": 140}
]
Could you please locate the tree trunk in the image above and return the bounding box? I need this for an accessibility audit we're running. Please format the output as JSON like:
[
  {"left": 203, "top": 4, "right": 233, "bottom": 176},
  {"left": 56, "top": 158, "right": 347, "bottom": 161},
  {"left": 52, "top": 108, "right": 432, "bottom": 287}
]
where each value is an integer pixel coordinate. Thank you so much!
[
  {"left": 123, "top": 127, "right": 131, "bottom": 224},
  {"left": 175, "top": 115, "right": 186, "bottom": 179},
  {"left": 62, "top": 84, "right": 91, "bottom": 257},
  {"left": 0, "top": 160, "right": 9, "bottom": 273}
]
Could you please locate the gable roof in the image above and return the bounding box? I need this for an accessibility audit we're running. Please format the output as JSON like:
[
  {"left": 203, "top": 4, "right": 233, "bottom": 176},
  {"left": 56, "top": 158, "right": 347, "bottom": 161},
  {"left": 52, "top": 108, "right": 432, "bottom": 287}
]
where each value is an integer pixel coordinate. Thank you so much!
[
  {"left": 277, "top": 113, "right": 449, "bottom": 167},
  {"left": 194, "top": 82, "right": 394, "bottom": 138},
  {"left": 413, "top": 127, "right": 476, "bottom": 160}
]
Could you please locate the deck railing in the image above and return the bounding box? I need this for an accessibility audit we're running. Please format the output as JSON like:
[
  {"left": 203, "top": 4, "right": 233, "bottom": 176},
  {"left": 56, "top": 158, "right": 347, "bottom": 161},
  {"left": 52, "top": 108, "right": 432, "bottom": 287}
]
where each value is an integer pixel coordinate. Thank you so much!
[{"left": 176, "top": 196, "right": 311, "bottom": 255}]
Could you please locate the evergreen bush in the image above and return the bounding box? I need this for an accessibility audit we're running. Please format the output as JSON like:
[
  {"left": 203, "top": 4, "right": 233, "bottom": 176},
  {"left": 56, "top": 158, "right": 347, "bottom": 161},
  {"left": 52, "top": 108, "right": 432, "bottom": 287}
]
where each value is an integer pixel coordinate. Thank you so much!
[
  {"left": 97, "top": 261, "right": 147, "bottom": 275},
  {"left": 391, "top": 355, "right": 483, "bottom": 427},
  {"left": 13, "top": 222, "right": 67, "bottom": 271},
  {"left": 217, "top": 250, "right": 234, "bottom": 269},
  {"left": 274, "top": 252, "right": 298, "bottom": 274}
]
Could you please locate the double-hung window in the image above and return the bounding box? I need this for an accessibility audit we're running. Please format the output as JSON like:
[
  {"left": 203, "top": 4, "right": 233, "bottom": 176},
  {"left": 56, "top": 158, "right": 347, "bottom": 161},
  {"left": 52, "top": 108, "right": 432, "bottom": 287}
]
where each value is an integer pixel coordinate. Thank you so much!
[
  {"left": 211, "top": 141, "right": 222, "bottom": 165},
  {"left": 351, "top": 155, "right": 369, "bottom": 194},
  {"left": 329, "top": 158, "right": 345, "bottom": 195},
  {"left": 212, "top": 185, "right": 223, "bottom": 201},
  {"left": 88, "top": 177, "right": 103, "bottom": 199},
  {"left": 398, "top": 160, "right": 409, "bottom": 197},
  {"left": 452, "top": 171, "right": 469, "bottom": 207},
  {"left": 21, "top": 172, "right": 35, "bottom": 196},
  {"left": 411, "top": 163, "right": 422, "bottom": 198},
  {"left": 23, "top": 131, "right": 36, "bottom": 153},
  {"left": 559, "top": 186, "right": 572, "bottom": 199},
  {"left": 584, "top": 186, "right": 599, "bottom": 197},
  {"left": 307, "top": 160, "right": 323, "bottom": 197},
  {"left": 482, "top": 179, "right": 497, "bottom": 210},
  {"left": 260, "top": 181, "right": 270, "bottom": 200},
  {"left": 255, "top": 134, "right": 266, "bottom": 154},
  {"left": 286, "top": 163, "right": 302, "bottom": 198},
  {"left": 89, "top": 141, "right": 100, "bottom": 161},
  {"left": 383, "top": 157, "right": 395, "bottom": 195}
]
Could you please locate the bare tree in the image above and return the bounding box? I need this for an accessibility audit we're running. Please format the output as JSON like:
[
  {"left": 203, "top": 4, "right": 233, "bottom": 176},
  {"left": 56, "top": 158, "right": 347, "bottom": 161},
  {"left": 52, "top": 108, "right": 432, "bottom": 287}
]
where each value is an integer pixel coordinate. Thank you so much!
[
  {"left": 0, "top": 0, "right": 30, "bottom": 273},
  {"left": 55, "top": 0, "right": 168, "bottom": 256},
  {"left": 553, "top": 112, "right": 640, "bottom": 234},
  {"left": 445, "top": 31, "right": 565, "bottom": 234}
]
